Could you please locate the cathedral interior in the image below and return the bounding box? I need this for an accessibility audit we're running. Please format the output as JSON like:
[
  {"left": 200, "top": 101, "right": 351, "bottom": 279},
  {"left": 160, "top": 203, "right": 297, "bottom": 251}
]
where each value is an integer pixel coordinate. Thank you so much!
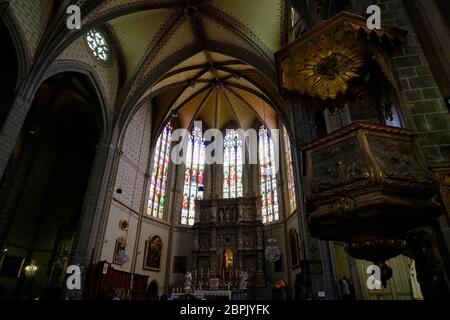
[{"left": 0, "top": 0, "right": 450, "bottom": 301}]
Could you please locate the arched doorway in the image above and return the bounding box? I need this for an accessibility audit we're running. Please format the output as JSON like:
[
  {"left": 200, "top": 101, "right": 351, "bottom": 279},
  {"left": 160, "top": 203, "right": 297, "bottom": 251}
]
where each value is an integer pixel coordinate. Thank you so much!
[{"left": 0, "top": 72, "right": 105, "bottom": 300}]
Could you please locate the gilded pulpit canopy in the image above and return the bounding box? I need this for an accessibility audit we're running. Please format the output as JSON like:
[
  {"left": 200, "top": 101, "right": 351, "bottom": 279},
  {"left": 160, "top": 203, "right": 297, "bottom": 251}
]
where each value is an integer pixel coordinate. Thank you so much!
[{"left": 275, "top": 12, "right": 407, "bottom": 101}]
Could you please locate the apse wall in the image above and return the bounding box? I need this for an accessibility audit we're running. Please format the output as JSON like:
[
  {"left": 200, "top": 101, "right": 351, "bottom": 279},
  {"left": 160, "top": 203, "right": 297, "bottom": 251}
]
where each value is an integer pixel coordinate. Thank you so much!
[
  {"left": 169, "top": 228, "right": 194, "bottom": 288},
  {"left": 99, "top": 101, "right": 171, "bottom": 295}
]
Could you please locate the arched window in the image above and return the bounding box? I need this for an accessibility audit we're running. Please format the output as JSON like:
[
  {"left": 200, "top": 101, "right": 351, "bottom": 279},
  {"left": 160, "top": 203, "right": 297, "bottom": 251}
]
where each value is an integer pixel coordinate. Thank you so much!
[
  {"left": 258, "top": 126, "right": 279, "bottom": 223},
  {"left": 283, "top": 127, "right": 297, "bottom": 214},
  {"left": 181, "top": 126, "right": 205, "bottom": 225},
  {"left": 147, "top": 123, "right": 172, "bottom": 219},
  {"left": 223, "top": 129, "right": 243, "bottom": 198}
]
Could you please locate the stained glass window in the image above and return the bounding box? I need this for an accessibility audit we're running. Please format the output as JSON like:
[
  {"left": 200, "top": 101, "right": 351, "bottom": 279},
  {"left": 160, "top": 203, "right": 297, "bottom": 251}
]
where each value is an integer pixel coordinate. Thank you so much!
[
  {"left": 283, "top": 127, "right": 297, "bottom": 214},
  {"left": 147, "top": 123, "right": 172, "bottom": 220},
  {"left": 223, "top": 129, "right": 243, "bottom": 198},
  {"left": 181, "top": 126, "right": 206, "bottom": 225},
  {"left": 259, "top": 126, "right": 279, "bottom": 223},
  {"left": 86, "top": 29, "right": 110, "bottom": 62}
]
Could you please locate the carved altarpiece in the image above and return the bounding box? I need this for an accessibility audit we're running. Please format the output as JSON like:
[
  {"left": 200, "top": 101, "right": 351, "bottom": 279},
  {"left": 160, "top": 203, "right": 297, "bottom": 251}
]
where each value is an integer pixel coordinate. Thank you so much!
[{"left": 192, "top": 197, "right": 266, "bottom": 295}]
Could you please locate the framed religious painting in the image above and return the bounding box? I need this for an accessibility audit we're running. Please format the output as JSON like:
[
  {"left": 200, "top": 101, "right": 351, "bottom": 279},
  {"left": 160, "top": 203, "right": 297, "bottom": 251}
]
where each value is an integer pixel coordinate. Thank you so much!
[
  {"left": 112, "top": 237, "right": 128, "bottom": 265},
  {"left": 143, "top": 235, "right": 162, "bottom": 271}
]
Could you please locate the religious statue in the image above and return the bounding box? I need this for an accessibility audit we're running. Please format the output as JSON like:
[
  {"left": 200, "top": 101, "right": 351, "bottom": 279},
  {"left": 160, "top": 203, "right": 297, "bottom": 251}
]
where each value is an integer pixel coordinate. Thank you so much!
[
  {"left": 184, "top": 271, "right": 193, "bottom": 292},
  {"left": 225, "top": 207, "right": 231, "bottom": 221},
  {"left": 223, "top": 248, "right": 233, "bottom": 270},
  {"left": 239, "top": 270, "right": 249, "bottom": 290}
]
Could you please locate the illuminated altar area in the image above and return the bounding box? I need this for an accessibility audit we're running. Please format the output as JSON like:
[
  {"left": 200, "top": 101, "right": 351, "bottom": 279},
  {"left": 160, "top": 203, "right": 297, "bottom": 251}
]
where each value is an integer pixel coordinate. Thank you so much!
[{"left": 186, "top": 196, "right": 267, "bottom": 299}]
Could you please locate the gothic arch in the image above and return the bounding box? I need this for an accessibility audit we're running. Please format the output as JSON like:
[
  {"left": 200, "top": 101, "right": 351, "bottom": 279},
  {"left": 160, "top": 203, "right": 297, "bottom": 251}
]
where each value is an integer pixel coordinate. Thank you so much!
[
  {"left": 42, "top": 61, "right": 114, "bottom": 141},
  {"left": 0, "top": 6, "right": 32, "bottom": 87}
]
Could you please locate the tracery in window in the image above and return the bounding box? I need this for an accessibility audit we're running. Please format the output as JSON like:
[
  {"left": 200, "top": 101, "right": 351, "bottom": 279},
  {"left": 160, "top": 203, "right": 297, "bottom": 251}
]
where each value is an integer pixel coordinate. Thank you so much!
[
  {"left": 223, "top": 129, "right": 243, "bottom": 199},
  {"left": 283, "top": 127, "right": 297, "bottom": 214},
  {"left": 86, "top": 29, "right": 110, "bottom": 62},
  {"left": 147, "top": 123, "right": 172, "bottom": 219},
  {"left": 259, "top": 126, "right": 279, "bottom": 223},
  {"left": 181, "top": 126, "right": 205, "bottom": 225}
]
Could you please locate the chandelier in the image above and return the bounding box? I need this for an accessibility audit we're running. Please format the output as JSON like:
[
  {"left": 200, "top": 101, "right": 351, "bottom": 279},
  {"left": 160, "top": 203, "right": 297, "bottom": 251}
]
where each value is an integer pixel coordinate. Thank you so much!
[{"left": 24, "top": 262, "right": 38, "bottom": 277}]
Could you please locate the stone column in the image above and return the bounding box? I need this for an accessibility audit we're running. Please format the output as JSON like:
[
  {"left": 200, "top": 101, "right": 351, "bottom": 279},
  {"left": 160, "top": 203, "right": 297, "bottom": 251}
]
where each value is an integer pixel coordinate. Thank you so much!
[
  {"left": 407, "top": 223, "right": 450, "bottom": 299},
  {"left": 287, "top": 98, "right": 338, "bottom": 299},
  {"left": 64, "top": 141, "right": 116, "bottom": 299},
  {"left": 377, "top": 0, "right": 450, "bottom": 163},
  {"left": 210, "top": 227, "right": 217, "bottom": 278},
  {"left": 0, "top": 94, "right": 32, "bottom": 179}
]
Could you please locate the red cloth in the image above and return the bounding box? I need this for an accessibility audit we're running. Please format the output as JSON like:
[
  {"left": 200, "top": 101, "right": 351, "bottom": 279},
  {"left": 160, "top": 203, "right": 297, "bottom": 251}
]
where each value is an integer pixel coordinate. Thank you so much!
[{"left": 85, "top": 261, "right": 149, "bottom": 300}]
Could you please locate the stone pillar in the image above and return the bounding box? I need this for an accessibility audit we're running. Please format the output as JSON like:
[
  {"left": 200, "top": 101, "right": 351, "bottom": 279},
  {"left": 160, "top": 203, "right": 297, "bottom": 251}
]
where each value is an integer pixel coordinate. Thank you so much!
[
  {"left": 377, "top": 0, "right": 450, "bottom": 163},
  {"left": 0, "top": 128, "right": 40, "bottom": 247},
  {"left": 0, "top": 94, "right": 32, "bottom": 179},
  {"left": 407, "top": 224, "right": 450, "bottom": 299},
  {"left": 402, "top": 0, "right": 450, "bottom": 98},
  {"left": 64, "top": 141, "right": 116, "bottom": 299},
  {"left": 210, "top": 227, "right": 217, "bottom": 278},
  {"left": 287, "top": 98, "right": 338, "bottom": 299}
]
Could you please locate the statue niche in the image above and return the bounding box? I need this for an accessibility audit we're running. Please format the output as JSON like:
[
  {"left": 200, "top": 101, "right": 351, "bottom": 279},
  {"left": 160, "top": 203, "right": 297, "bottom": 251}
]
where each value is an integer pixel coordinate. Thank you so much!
[{"left": 222, "top": 248, "right": 234, "bottom": 271}]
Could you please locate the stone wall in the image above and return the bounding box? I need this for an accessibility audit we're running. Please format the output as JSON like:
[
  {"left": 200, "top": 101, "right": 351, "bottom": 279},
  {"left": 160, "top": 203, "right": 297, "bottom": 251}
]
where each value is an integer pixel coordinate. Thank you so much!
[{"left": 378, "top": 0, "right": 450, "bottom": 163}]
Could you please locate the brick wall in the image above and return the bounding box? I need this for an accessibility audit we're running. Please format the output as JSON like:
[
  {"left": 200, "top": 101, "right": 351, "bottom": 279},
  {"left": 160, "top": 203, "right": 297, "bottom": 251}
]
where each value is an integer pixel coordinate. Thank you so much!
[{"left": 378, "top": 0, "right": 450, "bottom": 163}]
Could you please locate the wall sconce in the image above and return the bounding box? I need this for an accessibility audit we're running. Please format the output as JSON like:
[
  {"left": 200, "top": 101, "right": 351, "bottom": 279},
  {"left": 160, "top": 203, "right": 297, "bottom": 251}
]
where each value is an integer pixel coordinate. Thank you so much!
[{"left": 24, "top": 262, "right": 38, "bottom": 277}]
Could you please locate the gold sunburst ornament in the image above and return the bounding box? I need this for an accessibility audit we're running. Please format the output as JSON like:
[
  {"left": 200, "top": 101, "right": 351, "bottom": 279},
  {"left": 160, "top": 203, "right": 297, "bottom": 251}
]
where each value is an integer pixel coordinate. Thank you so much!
[
  {"left": 275, "top": 12, "right": 409, "bottom": 101},
  {"left": 293, "top": 31, "right": 366, "bottom": 100}
]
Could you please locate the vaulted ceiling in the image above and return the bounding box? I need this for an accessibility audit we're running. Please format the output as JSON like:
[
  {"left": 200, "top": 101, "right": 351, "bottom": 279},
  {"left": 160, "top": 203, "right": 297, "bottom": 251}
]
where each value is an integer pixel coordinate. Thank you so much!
[
  {"left": 57, "top": 0, "right": 289, "bottom": 134},
  {"left": 148, "top": 51, "right": 280, "bottom": 134}
]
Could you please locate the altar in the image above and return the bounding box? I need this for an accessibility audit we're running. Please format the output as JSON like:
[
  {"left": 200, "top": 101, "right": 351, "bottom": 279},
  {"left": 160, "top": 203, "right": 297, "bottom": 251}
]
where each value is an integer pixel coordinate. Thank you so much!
[
  {"left": 191, "top": 196, "right": 266, "bottom": 299},
  {"left": 170, "top": 290, "right": 247, "bottom": 300}
]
